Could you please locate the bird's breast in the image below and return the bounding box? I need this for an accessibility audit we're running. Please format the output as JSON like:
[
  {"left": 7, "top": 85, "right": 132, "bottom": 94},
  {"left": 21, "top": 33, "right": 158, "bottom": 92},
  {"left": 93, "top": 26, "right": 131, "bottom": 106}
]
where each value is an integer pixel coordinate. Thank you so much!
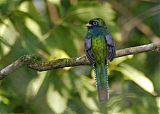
[{"left": 92, "top": 35, "right": 107, "bottom": 64}]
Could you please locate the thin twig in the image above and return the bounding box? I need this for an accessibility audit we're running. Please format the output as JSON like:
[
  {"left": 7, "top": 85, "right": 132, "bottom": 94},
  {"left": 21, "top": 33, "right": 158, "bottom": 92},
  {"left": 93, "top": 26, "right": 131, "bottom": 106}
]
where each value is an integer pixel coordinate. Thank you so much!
[{"left": 0, "top": 42, "right": 160, "bottom": 80}]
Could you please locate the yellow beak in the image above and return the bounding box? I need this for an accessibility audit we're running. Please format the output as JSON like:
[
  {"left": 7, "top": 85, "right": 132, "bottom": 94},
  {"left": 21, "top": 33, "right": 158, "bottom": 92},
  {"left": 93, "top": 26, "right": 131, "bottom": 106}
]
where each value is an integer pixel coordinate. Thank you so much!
[{"left": 86, "top": 23, "right": 92, "bottom": 27}]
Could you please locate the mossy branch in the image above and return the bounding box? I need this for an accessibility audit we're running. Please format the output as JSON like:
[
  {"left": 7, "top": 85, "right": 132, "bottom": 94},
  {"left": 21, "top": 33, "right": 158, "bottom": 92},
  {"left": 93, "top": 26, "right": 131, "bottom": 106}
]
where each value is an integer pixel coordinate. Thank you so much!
[{"left": 0, "top": 42, "right": 160, "bottom": 80}]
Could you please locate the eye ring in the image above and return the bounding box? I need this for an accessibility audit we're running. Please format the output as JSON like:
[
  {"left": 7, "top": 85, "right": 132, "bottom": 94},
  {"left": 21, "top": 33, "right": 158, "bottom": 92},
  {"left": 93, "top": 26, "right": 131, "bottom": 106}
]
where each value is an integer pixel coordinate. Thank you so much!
[{"left": 93, "top": 21, "right": 98, "bottom": 25}]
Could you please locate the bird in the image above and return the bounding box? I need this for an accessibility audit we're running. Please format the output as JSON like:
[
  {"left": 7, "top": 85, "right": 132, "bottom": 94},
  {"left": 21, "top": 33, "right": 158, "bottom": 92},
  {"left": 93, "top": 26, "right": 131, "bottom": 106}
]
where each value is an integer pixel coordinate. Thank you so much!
[{"left": 84, "top": 18, "right": 116, "bottom": 104}]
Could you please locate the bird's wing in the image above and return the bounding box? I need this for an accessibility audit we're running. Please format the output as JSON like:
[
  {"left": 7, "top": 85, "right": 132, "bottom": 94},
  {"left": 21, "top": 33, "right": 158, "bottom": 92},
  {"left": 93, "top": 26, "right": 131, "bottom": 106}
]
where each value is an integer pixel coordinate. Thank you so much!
[
  {"left": 105, "top": 33, "right": 116, "bottom": 61},
  {"left": 85, "top": 37, "right": 95, "bottom": 64}
]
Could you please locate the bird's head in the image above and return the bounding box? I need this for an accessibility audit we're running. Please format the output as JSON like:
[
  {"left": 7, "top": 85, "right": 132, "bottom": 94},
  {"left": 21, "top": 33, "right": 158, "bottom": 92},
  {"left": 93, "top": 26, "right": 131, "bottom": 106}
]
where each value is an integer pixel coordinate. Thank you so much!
[{"left": 86, "top": 18, "right": 106, "bottom": 29}]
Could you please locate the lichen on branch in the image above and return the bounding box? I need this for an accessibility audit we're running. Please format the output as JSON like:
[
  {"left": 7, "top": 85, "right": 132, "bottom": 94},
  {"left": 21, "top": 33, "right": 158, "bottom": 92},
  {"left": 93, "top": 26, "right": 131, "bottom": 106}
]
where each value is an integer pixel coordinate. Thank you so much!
[{"left": 0, "top": 42, "right": 160, "bottom": 80}]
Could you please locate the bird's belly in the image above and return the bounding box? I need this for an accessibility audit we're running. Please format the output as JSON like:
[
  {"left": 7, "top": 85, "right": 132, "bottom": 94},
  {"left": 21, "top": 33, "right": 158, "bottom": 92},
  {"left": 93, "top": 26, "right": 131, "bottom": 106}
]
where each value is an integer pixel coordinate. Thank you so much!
[{"left": 92, "top": 36, "right": 107, "bottom": 64}]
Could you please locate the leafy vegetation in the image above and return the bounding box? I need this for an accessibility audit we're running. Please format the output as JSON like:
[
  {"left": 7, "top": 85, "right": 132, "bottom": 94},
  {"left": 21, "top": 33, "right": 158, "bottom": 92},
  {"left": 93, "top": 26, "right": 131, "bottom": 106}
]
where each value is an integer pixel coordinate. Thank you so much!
[{"left": 0, "top": 0, "right": 160, "bottom": 113}]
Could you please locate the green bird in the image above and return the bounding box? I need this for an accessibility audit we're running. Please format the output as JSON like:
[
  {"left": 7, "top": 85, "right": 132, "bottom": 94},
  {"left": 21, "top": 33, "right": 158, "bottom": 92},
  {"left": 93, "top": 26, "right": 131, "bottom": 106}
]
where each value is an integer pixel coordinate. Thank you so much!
[{"left": 85, "top": 18, "right": 116, "bottom": 104}]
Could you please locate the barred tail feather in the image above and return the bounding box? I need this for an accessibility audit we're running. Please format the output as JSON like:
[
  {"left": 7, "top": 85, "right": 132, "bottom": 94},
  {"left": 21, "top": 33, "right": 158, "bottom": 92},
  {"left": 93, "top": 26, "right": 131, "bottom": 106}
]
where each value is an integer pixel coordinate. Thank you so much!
[{"left": 94, "top": 63, "right": 109, "bottom": 104}]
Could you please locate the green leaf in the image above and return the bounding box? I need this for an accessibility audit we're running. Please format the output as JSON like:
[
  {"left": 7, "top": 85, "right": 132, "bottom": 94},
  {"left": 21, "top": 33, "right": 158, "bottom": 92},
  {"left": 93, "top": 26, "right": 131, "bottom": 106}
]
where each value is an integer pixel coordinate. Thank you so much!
[
  {"left": 47, "top": 84, "right": 67, "bottom": 113},
  {"left": 117, "top": 63, "right": 156, "bottom": 95},
  {"left": 45, "top": 25, "right": 77, "bottom": 56}
]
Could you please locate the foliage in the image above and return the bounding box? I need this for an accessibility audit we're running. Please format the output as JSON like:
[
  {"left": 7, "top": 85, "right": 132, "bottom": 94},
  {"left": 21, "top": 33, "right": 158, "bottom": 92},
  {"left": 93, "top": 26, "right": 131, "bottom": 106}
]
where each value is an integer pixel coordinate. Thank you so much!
[{"left": 0, "top": 0, "right": 160, "bottom": 113}]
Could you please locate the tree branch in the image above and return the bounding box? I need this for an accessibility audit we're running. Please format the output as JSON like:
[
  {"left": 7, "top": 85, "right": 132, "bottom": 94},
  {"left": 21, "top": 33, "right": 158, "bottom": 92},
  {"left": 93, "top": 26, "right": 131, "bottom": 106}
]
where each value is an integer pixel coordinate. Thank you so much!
[{"left": 0, "top": 42, "right": 160, "bottom": 80}]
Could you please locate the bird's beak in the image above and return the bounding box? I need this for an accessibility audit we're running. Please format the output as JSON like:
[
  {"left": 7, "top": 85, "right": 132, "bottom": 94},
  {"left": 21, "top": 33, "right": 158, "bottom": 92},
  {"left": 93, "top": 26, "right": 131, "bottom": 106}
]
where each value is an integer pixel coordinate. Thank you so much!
[{"left": 86, "top": 23, "right": 92, "bottom": 28}]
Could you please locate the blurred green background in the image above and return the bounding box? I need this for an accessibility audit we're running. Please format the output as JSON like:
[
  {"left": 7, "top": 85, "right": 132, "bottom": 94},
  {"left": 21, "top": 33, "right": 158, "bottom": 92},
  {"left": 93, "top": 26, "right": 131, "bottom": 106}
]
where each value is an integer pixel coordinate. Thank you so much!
[{"left": 0, "top": 0, "right": 160, "bottom": 113}]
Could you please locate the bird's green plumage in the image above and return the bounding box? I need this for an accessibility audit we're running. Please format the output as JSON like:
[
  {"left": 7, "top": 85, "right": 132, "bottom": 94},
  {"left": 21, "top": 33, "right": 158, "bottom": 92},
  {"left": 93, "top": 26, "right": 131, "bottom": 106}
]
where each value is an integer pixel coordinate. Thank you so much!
[
  {"left": 92, "top": 30, "right": 107, "bottom": 64},
  {"left": 85, "top": 18, "right": 116, "bottom": 105},
  {"left": 91, "top": 27, "right": 109, "bottom": 103}
]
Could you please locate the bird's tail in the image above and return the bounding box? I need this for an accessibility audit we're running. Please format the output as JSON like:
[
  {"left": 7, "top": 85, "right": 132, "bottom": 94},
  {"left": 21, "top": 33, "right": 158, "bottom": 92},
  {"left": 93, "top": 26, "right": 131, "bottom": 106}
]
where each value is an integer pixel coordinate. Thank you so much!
[{"left": 94, "top": 63, "right": 109, "bottom": 104}]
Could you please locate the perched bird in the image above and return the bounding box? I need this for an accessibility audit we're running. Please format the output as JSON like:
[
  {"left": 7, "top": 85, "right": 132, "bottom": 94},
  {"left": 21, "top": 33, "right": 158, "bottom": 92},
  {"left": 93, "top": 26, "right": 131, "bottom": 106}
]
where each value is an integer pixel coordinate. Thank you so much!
[{"left": 84, "top": 18, "right": 116, "bottom": 104}]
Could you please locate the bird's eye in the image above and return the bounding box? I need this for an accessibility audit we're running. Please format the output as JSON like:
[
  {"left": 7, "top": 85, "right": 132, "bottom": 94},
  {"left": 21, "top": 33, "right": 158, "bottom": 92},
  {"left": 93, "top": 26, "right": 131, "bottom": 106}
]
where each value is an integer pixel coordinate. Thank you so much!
[{"left": 93, "top": 21, "right": 98, "bottom": 25}]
